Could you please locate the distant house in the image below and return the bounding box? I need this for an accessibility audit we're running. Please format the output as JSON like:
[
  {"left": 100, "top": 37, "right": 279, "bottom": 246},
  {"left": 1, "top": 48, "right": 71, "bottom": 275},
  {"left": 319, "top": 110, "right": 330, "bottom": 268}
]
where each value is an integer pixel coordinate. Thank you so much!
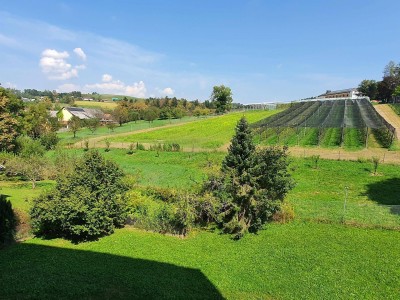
[
  {"left": 58, "top": 107, "right": 115, "bottom": 126},
  {"left": 318, "top": 88, "right": 360, "bottom": 99},
  {"left": 112, "top": 97, "right": 120, "bottom": 101},
  {"left": 21, "top": 97, "right": 35, "bottom": 102},
  {"left": 58, "top": 107, "right": 103, "bottom": 123}
]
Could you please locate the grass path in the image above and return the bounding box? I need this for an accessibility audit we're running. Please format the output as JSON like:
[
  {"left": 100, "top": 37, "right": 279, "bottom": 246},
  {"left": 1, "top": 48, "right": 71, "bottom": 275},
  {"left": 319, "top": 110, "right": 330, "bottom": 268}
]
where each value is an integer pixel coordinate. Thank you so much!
[{"left": 375, "top": 104, "right": 400, "bottom": 140}]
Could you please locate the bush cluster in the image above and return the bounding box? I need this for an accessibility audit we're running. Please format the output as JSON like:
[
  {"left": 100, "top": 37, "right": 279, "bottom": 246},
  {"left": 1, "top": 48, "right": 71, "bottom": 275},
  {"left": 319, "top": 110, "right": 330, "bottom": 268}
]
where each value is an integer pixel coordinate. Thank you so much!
[
  {"left": 149, "top": 143, "right": 181, "bottom": 152},
  {"left": 0, "top": 195, "right": 16, "bottom": 247},
  {"left": 30, "top": 150, "right": 129, "bottom": 241}
]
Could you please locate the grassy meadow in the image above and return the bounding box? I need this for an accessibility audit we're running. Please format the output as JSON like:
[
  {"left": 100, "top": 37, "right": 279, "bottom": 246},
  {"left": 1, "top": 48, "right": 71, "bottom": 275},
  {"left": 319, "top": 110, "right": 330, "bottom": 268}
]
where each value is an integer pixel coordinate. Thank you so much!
[
  {"left": 2, "top": 109, "right": 400, "bottom": 299},
  {"left": 109, "top": 110, "right": 277, "bottom": 150},
  {"left": 74, "top": 100, "right": 118, "bottom": 110},
  {"left": 57, "top": 116, "right": 201, "bottom": 146}
]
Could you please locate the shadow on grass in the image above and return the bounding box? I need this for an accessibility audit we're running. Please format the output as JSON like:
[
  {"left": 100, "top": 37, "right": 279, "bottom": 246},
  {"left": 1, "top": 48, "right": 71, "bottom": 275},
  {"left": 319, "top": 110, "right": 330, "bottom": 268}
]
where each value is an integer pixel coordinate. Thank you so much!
[
  {"left": 364, "top": 178, "right": 400, "bottom": 215},
  {"left": 0, "top": 243, "right": 224, "bottom": 299}
]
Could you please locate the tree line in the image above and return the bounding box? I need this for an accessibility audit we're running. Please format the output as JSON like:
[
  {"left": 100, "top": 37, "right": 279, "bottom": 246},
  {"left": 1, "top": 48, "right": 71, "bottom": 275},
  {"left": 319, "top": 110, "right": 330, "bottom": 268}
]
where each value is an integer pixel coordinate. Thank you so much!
[{"left": 358, "top": 60, "right": 400, "bottom": 102}]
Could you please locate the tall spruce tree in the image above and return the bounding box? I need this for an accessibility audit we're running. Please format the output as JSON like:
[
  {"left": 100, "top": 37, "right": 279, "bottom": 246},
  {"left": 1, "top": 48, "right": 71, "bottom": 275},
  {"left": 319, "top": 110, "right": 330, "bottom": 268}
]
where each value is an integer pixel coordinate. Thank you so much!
[
  {"left": 219, "top": 117, "right": 258, "bottom": 238},
  {"left": 211, "top": 117, "right": 294, "bottom": 239}
]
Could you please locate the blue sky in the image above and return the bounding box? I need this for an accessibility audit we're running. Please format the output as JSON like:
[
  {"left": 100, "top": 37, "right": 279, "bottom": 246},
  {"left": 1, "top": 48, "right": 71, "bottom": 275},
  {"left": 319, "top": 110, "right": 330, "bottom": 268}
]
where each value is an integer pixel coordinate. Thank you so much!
[{"left": 0, "top": 0, "right": 399, "bottom": 103}]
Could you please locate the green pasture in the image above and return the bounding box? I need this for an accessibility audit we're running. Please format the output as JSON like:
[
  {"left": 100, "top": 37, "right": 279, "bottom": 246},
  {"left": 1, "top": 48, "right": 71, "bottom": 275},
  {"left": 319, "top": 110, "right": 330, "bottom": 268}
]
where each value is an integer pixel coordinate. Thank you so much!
[
  {"left": 108, "top": 110, "right": 277, "bottom": 150},
  {"left": 57, "top": 116, "right": 201, "bottom": 146},
  {"left": 74, "top": 100, "right": 118, "bottom": 110}
]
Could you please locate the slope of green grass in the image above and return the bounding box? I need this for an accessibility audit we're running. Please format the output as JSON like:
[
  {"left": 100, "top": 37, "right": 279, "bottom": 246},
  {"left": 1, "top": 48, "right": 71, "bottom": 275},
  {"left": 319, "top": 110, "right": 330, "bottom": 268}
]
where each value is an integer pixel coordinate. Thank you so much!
[
  {"left": 109, "top": 110, "right": 277, "bottom": 150},
  {"left": 1, "top": 223, "right": 399, "bottom": 299},
  {"left": 288, "top": 157, "right": 400, "bottom": 228},
  {"left": 57, "top": 116, "right": 201, "bottom": 146}
]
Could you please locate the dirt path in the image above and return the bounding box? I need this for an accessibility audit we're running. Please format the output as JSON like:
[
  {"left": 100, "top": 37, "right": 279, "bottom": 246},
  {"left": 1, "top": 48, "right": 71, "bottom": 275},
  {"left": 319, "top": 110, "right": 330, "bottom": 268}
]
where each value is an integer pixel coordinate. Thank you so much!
[{"left": 375, "top": 104, "right": 400, "bottom": 140}]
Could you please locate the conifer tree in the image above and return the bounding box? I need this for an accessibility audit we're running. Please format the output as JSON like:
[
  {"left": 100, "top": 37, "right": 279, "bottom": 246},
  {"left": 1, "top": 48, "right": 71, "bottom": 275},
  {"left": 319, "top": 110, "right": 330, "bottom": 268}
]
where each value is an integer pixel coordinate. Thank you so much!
[{"left": 210, "top": 117, "right": 294, "bottom": 239}]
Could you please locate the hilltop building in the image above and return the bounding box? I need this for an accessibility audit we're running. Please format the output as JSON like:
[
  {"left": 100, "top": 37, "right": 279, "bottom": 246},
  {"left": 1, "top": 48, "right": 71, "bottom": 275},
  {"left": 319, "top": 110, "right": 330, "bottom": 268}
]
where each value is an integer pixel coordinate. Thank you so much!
[{"left": 318, "top": 88, "right": 360, "bottom": 99}]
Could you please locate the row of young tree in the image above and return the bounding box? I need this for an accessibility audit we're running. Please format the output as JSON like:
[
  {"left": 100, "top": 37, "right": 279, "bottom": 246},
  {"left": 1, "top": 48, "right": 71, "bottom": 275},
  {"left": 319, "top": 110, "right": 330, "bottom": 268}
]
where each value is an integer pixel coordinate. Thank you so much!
[{"left": 358, "top": 61, "right": 400, "bottom": 102}]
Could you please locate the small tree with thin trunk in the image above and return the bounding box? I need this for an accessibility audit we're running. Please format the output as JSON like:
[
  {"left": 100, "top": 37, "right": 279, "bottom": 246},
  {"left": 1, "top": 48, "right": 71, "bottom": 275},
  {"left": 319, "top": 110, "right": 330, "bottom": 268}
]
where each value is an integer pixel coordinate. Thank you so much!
[
  {"left": 372, "top": 156, "right": 380, "bottom": 175},
  {"left": 85, "top": 117, "right": 100, "bottom": 134},
  {"left": 68, "top": 116, "right": 81, "bottom": 138}
]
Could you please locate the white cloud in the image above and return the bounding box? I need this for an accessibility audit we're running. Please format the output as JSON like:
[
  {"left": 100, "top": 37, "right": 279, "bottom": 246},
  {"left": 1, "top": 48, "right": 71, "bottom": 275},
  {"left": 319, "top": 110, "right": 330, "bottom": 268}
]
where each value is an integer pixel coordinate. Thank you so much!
[
  {"left": 126, "top": 81, "right": 146, "bottom": 97},
  {"left": 39, "top": 48, "right": 85, "bottom": 80},
  {"left": 162, "top": 87, "right": 174, "bottom": 96},
  {"left": 73, "top": 47, "right": 86, "bottom": 60},
  {"left": 102, "top": 74, "right": 113, "bottom": 82},
  {"left": 85, "top": 76, "right": 146, "bottom": 98},
  {"left": 42, "top": 49, "right": 69, "bottom": 59},
  {"left": 57, "top": 83, "right": 81, "bottom": 92}
]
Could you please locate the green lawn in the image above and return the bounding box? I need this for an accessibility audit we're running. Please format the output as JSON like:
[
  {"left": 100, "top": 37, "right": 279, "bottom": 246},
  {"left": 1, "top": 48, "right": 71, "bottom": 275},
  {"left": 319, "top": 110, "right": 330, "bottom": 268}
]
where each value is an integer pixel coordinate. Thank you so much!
[
  {"left": 287, "top": 157, "right": 400, "bottom": 229},
  {"left": 1, "top": 223, "right": 399, "bottom": 299},
  {"left": 109, "top": 110, "right": 277, "bottom": 150}
]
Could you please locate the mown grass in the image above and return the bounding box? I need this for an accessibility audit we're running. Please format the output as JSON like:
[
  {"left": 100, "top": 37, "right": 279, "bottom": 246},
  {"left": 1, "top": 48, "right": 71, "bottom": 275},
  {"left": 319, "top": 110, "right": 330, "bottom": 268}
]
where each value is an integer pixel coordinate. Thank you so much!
[
  {"left": 1, "top": 223, "right": 399, "bottom": 299},
  {"left": 57, "top": 116, "right": 201, "bottom": 146},
  {"left": 109, "top": 110, "right": 277, "bottom": 150},
  {"left": 288, "top": 157, "right": 400, "bottom": 228}
]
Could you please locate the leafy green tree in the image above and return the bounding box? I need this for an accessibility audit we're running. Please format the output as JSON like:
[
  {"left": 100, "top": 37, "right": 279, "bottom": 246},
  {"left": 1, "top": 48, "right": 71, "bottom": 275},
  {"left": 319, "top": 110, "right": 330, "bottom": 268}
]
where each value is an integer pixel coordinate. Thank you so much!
[
  {"left": 85, "top": 117, "right": 101, "bottom": 134},
  {"left": 393, "top": 85, "right": 400, "bottom": 98},
  {"left": 0, "top": 87, "right": 24, "bottom": 152},
  {"left": 210, "top": 85, "right": 233, "bottom": 114},
  {"left": 207, "top": 117, "right": 294, "bottom": 239},
  {"left": 358, "top": 80, "right": 378, "bottom": 99},
  {"left": 129, "top": 111, "right": 140, "bottom": 123},
  {"left": 40, "top": 132, "right": 59, "bottom": 150},
  {"left": 107, "top": 122, "right": 117, "bottom": 132},
  {"left": 30, "top": 150, "right": 129, "bottom": 241},
  {"left": 112, "top": 105, "right": 129, "bottom": 126},
  {"left": 144, "top": 107, "right": 160, "bottom": 123},
  {"left": 378, "top": 61, "right": 400, "bottom": 102},
  {"left": 23, "top": 102, "right": 53, "bottom": 139},
  {"left": 172, "top": 108, "right": 185, "bottom": 119},
  {"left": 68, "top": 116, "right": 81, "bottom": 138},
  {"left": 7, "top": 136, "right": 47, "bottom": 189}
]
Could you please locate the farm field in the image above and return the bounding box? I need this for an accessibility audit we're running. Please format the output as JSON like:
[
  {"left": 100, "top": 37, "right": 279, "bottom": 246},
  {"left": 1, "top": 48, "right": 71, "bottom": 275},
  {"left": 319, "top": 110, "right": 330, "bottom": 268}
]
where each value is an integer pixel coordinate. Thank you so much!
[
  {"left": 253, "top": 99, "right": 396, "bottom": 149},
  {"left": 74, "top": 100, "right": 118, "bottom": 110},
  {"left": 108, "top": 110, "right": 277, "bottom": 150}
]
